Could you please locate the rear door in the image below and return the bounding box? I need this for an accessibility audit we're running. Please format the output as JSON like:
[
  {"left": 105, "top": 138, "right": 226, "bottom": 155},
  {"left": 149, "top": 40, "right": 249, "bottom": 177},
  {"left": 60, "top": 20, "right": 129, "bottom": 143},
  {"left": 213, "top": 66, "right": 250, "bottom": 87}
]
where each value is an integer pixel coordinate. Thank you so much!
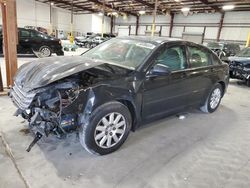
[
  {"left": 18, "top": 29, "right": 32, "bottom": 53},
  {"left": 185, "top": 43, "right": 215, "bottom": 105}
]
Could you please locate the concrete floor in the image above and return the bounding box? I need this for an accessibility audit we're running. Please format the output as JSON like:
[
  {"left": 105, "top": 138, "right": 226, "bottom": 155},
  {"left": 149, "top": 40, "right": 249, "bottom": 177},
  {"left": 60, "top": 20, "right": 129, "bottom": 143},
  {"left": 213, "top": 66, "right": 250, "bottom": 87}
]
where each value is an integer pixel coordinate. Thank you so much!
[{"left": 0, "top": 77, "right": 250, "bottom": 187}]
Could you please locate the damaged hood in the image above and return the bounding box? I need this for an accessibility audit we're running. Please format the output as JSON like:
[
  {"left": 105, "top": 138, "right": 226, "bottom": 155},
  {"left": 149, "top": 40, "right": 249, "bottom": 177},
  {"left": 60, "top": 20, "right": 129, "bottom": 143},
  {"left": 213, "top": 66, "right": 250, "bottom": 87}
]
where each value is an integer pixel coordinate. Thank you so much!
[
  {"left": 228, "top": 56, "right": 250, "bottom": 64},
  {"left": 15, "top": 56, "right": 105, "bottom": 91}
]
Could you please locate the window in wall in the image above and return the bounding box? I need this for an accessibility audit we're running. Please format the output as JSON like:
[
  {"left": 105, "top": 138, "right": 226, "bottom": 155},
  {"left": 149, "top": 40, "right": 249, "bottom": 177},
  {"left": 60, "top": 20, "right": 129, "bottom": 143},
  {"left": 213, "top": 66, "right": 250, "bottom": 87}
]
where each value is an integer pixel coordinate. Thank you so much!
[
  {"left": 188, "top": 46, "right": 210, "bottom": 68},
  {"left": 155, "top": 46, "right": 187, "bottom": 71}
]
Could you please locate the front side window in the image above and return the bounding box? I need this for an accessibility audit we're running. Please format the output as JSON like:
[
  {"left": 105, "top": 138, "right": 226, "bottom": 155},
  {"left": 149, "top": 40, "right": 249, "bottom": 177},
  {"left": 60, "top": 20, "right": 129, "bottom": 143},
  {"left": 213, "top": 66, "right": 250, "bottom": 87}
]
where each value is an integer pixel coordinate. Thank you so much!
[
  {"left": 155, "top": 46, "right": 187, "bottom": 71},
  {"left": 188, "top": 46, "right": 210, "bottom": 68}
]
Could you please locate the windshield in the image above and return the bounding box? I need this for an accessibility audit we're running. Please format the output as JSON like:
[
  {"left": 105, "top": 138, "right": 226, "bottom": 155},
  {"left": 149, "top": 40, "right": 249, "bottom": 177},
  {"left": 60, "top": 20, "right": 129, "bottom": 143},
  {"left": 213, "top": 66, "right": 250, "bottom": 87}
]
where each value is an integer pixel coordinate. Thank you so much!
[
  {"left": 82, "top": 38, "right": 156, "bottom": 69},
  {"left": 237, "top": 48, "right": 250, "bottom": 57}
]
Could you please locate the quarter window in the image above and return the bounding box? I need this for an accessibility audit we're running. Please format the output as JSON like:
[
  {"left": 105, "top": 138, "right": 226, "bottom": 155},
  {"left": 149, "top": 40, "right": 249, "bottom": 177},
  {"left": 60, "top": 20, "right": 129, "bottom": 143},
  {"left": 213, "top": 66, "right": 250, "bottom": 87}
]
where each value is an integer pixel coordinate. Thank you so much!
[
  {"left": 188, "top": 46, "right": 210, "bottom": 68},
  {"left": 155, "top": 46, "right": 187, "bottom": 71}
]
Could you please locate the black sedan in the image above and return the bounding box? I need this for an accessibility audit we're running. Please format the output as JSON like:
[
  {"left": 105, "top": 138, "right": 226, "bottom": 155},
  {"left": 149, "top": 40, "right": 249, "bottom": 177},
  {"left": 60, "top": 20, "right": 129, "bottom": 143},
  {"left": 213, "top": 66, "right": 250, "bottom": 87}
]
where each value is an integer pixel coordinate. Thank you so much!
[
  {"left": 0, "top": 28, "right": 64, "bottom": 58},
  {"left": 9, "top": 37, "right": 229, "bottom": 155},
  {"left": 228, "top": 47, "right": 250, "bottom": 86}
]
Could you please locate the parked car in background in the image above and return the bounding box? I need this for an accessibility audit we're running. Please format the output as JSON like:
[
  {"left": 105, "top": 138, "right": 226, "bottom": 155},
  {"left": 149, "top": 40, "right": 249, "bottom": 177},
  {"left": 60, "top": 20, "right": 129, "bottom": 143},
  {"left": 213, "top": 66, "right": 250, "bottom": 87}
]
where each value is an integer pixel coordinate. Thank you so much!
[
  {"left": 90, "top": 36, "right": 107, "bottom": 48},
  {"left": 85, "top": 35, "right": 98, "bottom": 48},
  {"left": 228, "top": 47, "right": 250, "bottom": 86},
  {"left": 207, "top": 42, "right": 240, "bottom": 62},
  {"left": 0, "top": 27, "right": 64, "bottom": 58},
  {"left": 74, "top": 36, "right": 88, "bottom": 47},
  {"left": 85, "top": 33, "right": 116, "bottom": 48},
  {"left": 9, "top": 37, "right": 229, "bottom": 155}
]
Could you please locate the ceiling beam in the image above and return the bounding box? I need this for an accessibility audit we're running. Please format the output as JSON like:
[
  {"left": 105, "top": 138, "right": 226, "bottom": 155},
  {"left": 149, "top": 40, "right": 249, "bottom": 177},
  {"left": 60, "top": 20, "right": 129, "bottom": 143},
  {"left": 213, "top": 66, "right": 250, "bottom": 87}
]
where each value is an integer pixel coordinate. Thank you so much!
[
  {"left": 199, "top": 0, "right": 221, "bottom": 12},
  {"left": 39, "top": 0, "right": 97, "bottom": 13},
  {"left": 87, "top": 0, "right": 137, "bottom": 16},
  {"left": 133, "top": 0, "right": 164, "bottom": 14}
]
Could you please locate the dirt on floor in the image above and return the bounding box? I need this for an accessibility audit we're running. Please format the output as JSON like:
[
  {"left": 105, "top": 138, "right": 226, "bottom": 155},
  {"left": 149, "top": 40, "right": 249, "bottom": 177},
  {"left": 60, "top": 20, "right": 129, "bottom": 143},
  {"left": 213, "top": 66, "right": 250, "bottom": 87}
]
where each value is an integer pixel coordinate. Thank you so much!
[{"left": 0, "top": 80, "right": 250, "bottom": 188}]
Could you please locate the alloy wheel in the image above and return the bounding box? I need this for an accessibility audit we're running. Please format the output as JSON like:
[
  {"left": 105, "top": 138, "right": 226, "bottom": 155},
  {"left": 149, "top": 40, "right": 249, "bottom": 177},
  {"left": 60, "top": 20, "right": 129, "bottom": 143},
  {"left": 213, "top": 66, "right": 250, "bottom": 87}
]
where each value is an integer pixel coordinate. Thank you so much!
[
  {"left": 210, "top": 88, "right": 221, "bottom": 109},
  {"left": 40, "top": 47, "right": 51, "bottom": 57},
  {"left": 94, "top": 112, "right": 126, "bottom": 149}
]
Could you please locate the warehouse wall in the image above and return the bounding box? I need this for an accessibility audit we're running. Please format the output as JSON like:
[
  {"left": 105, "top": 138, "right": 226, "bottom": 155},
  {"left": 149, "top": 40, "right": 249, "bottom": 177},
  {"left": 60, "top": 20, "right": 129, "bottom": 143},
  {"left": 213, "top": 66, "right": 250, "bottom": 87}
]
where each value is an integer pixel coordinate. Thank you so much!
[
  {"left": 115, "top": 11, "right": 250, "bottom": 43},
  {"left": 0, "top": 0, "right": 111, "bottom": 35}
]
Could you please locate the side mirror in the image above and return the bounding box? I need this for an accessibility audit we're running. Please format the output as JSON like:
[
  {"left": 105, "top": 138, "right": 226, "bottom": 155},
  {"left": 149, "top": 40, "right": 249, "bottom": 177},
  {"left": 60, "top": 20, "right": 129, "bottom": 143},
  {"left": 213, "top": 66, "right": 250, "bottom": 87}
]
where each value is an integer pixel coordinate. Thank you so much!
[{"left": 147, "top": 64, "right": 171, "bottom": 78}]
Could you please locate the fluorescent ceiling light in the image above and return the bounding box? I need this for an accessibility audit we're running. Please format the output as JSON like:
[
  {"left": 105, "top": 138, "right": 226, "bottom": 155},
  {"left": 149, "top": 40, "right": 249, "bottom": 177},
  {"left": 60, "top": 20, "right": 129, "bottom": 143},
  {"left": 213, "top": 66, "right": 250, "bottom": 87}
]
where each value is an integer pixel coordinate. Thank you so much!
[
  {"left": 181, "top": 7, "right": 190, "bottom": 12},
  {"left": 222, "top": 5, "right": 235, "bottom": 10},
  {"left": 139, "top": 10, "right": 146, "bottom": 15},
  {"left": 174, "top": 0, "right": 180, "bottom": 2}
]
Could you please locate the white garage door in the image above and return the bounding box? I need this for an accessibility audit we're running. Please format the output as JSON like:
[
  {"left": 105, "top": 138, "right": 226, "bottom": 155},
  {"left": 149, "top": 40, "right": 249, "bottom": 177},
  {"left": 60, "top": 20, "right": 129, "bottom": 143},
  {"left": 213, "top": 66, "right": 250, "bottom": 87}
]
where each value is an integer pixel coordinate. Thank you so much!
[{"left": 118, "top": 27, "right": 129, "bottom": 36}]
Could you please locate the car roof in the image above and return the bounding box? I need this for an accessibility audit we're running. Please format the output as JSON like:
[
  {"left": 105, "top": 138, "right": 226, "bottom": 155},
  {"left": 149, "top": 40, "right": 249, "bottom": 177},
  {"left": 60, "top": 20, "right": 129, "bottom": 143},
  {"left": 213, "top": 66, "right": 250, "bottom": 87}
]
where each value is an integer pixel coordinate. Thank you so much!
[{"left": 116, "top": 36, "right": 182, "bottom": 45}]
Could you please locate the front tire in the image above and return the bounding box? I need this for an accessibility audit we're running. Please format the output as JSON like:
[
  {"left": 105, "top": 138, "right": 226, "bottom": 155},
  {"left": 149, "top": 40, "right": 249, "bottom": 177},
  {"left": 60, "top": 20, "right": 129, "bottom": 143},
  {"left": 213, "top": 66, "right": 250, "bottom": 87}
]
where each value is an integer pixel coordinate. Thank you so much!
[
  {"left": 200, "top": 84, "right": 223, "bottom": 113},
  {"left": 35, "top": 46, "right": 52, "bottom": 58},
  {"left": 79, "top": 101, "right": 132, "bottom": 155}
]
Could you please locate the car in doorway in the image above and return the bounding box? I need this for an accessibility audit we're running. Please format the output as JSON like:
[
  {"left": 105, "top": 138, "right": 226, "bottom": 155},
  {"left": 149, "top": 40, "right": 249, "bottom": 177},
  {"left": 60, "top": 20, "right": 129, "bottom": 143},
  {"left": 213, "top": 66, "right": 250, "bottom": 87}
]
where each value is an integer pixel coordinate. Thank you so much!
[
  {"left": 9, "top": 36, "right": 229, "bottom": 155},
  {"left": 0, "top": 27, "right": 64, "bottom": 58},
  {"left": 207, "top": 42, "right": 240, "bottom": 62},
  {"left": 228, "top": 47, "right": 250, "bottom": 86}
]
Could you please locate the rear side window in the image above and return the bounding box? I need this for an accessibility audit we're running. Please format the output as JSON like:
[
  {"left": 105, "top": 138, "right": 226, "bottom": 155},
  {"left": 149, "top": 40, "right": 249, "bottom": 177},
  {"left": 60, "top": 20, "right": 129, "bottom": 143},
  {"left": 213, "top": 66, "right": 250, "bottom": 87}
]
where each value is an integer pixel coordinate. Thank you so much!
[
  {"left": 20, "top": 30, "right": 30, "bottom": 38},
  {"left": 188, "top": 46, "right": 210, "bottom": 68}
]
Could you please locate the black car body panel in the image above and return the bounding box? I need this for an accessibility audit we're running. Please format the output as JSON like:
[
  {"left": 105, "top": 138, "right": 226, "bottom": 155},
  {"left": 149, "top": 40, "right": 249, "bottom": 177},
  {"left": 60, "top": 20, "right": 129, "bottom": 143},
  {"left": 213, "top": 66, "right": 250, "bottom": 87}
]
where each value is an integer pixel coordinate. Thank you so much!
[
  {"left": 9, "top": 37, "right": 229, "bottom": 151},
  {"left": 0, "top": 28, "right": 64, "bottom": 56},
  {"left": 15, "top": 56, "right": 106, "bottom": 90}
]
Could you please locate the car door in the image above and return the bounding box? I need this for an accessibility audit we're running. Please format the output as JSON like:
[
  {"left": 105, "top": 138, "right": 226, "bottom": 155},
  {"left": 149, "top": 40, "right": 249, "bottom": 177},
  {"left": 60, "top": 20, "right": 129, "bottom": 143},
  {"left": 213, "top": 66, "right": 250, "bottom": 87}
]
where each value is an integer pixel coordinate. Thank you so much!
[
  {"left": 18, "top": 29, "right": 32, "bottom": 53},
  {"left": 185, "top": 43, "right": 215, "bottom": 105},
  {"left": 142, "top": 43, "right": 192, "bottom": 121}
]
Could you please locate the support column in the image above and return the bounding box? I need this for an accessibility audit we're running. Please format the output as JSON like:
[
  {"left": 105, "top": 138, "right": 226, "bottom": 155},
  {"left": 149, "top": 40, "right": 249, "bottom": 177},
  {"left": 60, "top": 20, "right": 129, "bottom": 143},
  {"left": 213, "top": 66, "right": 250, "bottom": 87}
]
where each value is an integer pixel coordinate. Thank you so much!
[
  {"left": 169, "top": 12, "right": 174, "bottom": 37},
  {"left": 151, "top": 0, "right": 158, "bottom": 36},
  {"left": 110, "top": 16, "right": 114, "bottom": 34},
  {"left": 101, "top": 0, "right": 105, "bottom": 37},
  {"left": 1, "top": 0, "right": 18, "bottom": 87},
  {"left": 49, "top": 1, "right": 53, "bottom": 35},
  {"left": 135, "top": 15, "right": 139, "bottom": 35},
  {"left": 202, "top": 26, "right": 207, "bottom": 44},
  {"left": 217, "top": 12, "right": 225, "bottom": 42}
]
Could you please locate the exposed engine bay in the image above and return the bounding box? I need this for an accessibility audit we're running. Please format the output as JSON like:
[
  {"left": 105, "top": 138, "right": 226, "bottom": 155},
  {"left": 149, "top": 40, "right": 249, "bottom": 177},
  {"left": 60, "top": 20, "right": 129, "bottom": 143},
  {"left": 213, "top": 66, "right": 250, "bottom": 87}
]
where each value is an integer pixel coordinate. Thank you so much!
[{"left": 10, "top": 70, "right": 108, "bottom": 151}]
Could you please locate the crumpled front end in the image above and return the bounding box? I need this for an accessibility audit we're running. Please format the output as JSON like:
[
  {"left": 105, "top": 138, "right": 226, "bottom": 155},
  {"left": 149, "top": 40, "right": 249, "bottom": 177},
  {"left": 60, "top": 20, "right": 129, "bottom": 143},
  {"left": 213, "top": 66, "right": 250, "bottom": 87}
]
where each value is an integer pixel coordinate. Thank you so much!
[
  {"left": 229, "top": 61, "right": 250, "bottom": 80},
  {"left": 9, "top": 79, "right": 90, "bottom": 151}
]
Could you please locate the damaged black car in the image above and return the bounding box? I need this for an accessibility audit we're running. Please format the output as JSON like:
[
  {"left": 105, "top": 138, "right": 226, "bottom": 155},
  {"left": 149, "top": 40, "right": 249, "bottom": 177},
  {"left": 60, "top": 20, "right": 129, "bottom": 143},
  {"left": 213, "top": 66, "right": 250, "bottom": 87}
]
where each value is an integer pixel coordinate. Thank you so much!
[
  {"left": 228, "top": 47, "right": 250, "bottom": 86},
  {"left": 9, "top": 37, "right": 229, "bottom": 155}
]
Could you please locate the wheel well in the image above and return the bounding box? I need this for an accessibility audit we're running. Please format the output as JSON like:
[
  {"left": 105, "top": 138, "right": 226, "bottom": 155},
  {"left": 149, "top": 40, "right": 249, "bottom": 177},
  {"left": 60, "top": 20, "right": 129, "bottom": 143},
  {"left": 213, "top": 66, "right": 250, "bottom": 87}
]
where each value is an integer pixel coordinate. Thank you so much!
[
  {"left": 117, "top": 99, "right": 137, "bottom": 131},
  {"left": 218, "top": 81, "right": 225, "bottom": 96}
]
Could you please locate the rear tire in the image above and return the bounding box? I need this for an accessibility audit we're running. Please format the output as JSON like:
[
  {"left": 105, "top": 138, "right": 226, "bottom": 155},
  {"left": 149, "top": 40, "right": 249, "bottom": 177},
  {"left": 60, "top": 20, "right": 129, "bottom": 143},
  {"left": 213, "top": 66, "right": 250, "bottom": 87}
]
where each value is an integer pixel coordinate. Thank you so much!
[
  {"left": 200, "top": 83, "right": 223, "bottom": 113},
  {"left": 79, "top": 101, "right": 132, "bottom": 155}
]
